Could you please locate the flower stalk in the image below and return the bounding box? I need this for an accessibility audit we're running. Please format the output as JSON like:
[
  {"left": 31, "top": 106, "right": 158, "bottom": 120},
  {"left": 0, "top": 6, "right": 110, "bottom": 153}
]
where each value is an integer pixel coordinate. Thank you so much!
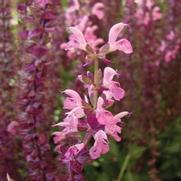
[{"left": 93, "top": 57, "right": 99, "bottom": 109}]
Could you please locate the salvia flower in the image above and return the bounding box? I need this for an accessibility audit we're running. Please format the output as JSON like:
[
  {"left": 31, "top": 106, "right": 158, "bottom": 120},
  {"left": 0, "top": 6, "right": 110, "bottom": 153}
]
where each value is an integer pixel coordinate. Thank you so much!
[
  {"left": 102, "top": 67, "right": 125, "bottom": 101},
  {"left": 53, "top": 21, "right": 132, "bottom": 179},
  {"left": 108, "top": 23, "right": 133, "bottom": 54},
  {"left": 64, "top": 22, "right": 133, "bottom": 55}
]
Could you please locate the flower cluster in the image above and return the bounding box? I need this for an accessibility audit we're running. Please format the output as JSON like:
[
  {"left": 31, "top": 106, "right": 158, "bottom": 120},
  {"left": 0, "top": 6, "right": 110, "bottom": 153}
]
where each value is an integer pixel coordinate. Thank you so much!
[
  {"left": 135, "top": 0, "right": 162, "bottom": 25},
  {"left": 61, "top": 0, "right": 105, "bottom": 59},
  {"left": 17, "top": 1, "right": 63, "bottom": 180},
  {"left": 53, "top": 22, "right": 133, "bottom": 180},
  {"left": 0, "top": 0, "right": 21, "bottom": 179}
]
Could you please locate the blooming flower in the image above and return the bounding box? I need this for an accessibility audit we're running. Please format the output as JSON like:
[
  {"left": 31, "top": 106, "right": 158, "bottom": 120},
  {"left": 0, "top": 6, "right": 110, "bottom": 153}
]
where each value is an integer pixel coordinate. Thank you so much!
[
  {"left": 89, "top": 130, "right": 109, "bottom": 159},
  {"left": 108, "top": 23, "right": 133, "bottom": 54},
  {"left": 53, "top": 114, "right": 79, "bottom": 143},
  {"left": 103, "top": 67, "right": 125, "bottom": 101},
  {"left": 63, "top": 89, "right": 85, "bottom": 118},
  {"left": 64, "top": 27, "right": 87, "bottom": 51},
  {"left": 96, "top": 97, "right": 128, "bottom": 141},
  {"left": 63, "top": 143, "right": 85, "bottom": 163},
  {"left": 63, "top": 22, "right": 133, "bottom": 55}
]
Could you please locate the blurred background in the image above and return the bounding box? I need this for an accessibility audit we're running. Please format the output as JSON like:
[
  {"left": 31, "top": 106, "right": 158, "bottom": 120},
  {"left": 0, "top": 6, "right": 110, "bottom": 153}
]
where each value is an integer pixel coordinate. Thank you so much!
[{"left": 0, "top": 0, "right": 181, "bottom": 180}]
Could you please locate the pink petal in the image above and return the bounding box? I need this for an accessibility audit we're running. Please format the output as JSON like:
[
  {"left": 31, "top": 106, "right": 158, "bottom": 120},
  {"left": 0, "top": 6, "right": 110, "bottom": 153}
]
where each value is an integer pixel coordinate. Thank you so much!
[
  {"left": 53, "top": 131, "right": 66, "bottom": 144},
  {"left": 115, "top": 39, "right": 133, "bottom": 54},
  {"left": 114, "top": 111, "right": 129, "bottom": 120},
  {"left": 152, "top": 7, "right": 162, "bottom": 21},
  {"left": 89, "top": 130, "right": 109, "bottom": 159},
  {"left": 108, "top": 23, "right": 127, "bottom": 44},
  {"left": 63, "top": 89, "right": 82, "bottom": 110},
  {"left": 110, "top": 82, "right": 125, "bottom": 100},
  {"left": 97, "top": 109, "right": 114, "bottom": 125},
  {"left": 64, "top": 143, "right": 85, "bottom": 162},
  {"left": 96, "top": 97, "right": 115, "bottom": 125},
  {"left": 96, "top": 98, "right": 123, "bottom": 142},
  {"left": 54, "top": 114, "right": 79, "bottom": 132},
  {"left": 96, "top": 97, "right": 104, "bottom": 111},
  {"left": 103, "top": 67, "right": 118, "bottom": 86},
  {"left": 105, "top": 124, "right": 122, "bottom": 142},
  {"left": 7, "top": 121, "right": 19, "bottom": 135},
  {"left": 67, "top": 27, "right": 87, "bottom": 50},
  {"left": 65, "top": 106, "right": 85, "bottom": 118},
  {"left": 103, "top": 90, "right": 113, "bottom": 100}
]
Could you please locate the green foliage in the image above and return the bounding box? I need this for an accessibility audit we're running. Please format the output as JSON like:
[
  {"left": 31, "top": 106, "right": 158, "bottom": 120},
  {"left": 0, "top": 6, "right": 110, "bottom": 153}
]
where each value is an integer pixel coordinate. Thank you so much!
[
  {"left": 85, "top": 117, "right": 181, "bottom": 181},
  {"left": 158, "top": 117, "right": 181, "bottom": 180},
  {"left": 61, "top": 0, "right": 68, "bottom": 7},
  {"left": 85, "top": 141, "right": 147, "bottom": 181}
]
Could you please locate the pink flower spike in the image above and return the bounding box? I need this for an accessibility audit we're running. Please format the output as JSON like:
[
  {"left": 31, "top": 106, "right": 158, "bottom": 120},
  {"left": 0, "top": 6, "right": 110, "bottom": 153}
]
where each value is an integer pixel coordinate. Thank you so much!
[
  {"left": 89, "top": 130, "right": 109, "bottom": 159},
  {"left": 108, "top": 23, "right": 133, "bottom": 54},
  {"left": 92, "top": 3, "right": 104, "bottom": 20},
  {"left": 67, "top": 27, "right": 87, "bottom": 51}
]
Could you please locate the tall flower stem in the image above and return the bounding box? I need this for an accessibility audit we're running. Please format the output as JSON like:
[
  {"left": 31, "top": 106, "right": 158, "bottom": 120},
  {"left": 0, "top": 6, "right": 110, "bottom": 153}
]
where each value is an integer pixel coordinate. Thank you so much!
[{"left": 93, "top": 57, "right": 99, "bottom": 109}]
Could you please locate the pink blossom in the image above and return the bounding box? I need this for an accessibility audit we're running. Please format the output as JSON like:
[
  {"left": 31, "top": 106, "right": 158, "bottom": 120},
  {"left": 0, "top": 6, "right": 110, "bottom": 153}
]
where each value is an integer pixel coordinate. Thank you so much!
[
  {"left": 63, "top": 143, "right": 85, "bottom": 163},
  {"left": 92, "top": 3, "right": 104, "bottom": 20},
  {"left": 53, "top": 131, "right": 66, "bottom": 144},
  {"left": 96, "top": 97, "right": 127, "bottom": 141},
  {"left": 152, "top": 7, "right": 162, "bottom": 21},
  {"left": 7, "top": 121, "right": 19, "bottom": 135},
  {"left": 166, "top": 31, "right": 175, "bottom": 40},
  {"left": 53, "top": 115, "right": 79, "bottom": 143},
  {"left": 84, "top": 26, "right": 104, "bottom": 50},
  {"left": 159, "top": 41, "right": 166, "bottom": 52},
  {"left": 63, "top": 89, "right": 85, "bottom": 118},
  {"left": 108, "top": 23, "right": 133, "bottom": 54},
  {"left": 64, "top": 27, "right": 87, "bottom": 51},
  {"left": 103, "top": 67, "right": 125, "bottom": 101},
  {"left": 89, "top": 130, "right": 109, "bottom": 159}
]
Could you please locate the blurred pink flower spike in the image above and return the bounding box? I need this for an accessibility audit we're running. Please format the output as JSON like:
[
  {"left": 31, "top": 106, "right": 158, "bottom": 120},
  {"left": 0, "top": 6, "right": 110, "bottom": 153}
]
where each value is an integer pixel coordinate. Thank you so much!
[
  {"left": 65, "top": 27, "right": 87, "bottom": 51},
  {"left": 103, "top": 67, "right": 125, "bottom": 101},
  {"left": 108, "top": 23, "right": 133, "bottom": 54},
  {"left": 89, "top": 130, "right": 109, "bottom": 159}
]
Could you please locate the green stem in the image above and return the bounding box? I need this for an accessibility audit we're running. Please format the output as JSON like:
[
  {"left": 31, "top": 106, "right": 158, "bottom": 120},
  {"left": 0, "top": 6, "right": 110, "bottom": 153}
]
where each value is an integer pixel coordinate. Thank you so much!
[
  {"left": 117, "top": 154, "right": 131, "bottom": 181},
  {"left": 93, "top": 58, "right": 99, "bottom": 109}
]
